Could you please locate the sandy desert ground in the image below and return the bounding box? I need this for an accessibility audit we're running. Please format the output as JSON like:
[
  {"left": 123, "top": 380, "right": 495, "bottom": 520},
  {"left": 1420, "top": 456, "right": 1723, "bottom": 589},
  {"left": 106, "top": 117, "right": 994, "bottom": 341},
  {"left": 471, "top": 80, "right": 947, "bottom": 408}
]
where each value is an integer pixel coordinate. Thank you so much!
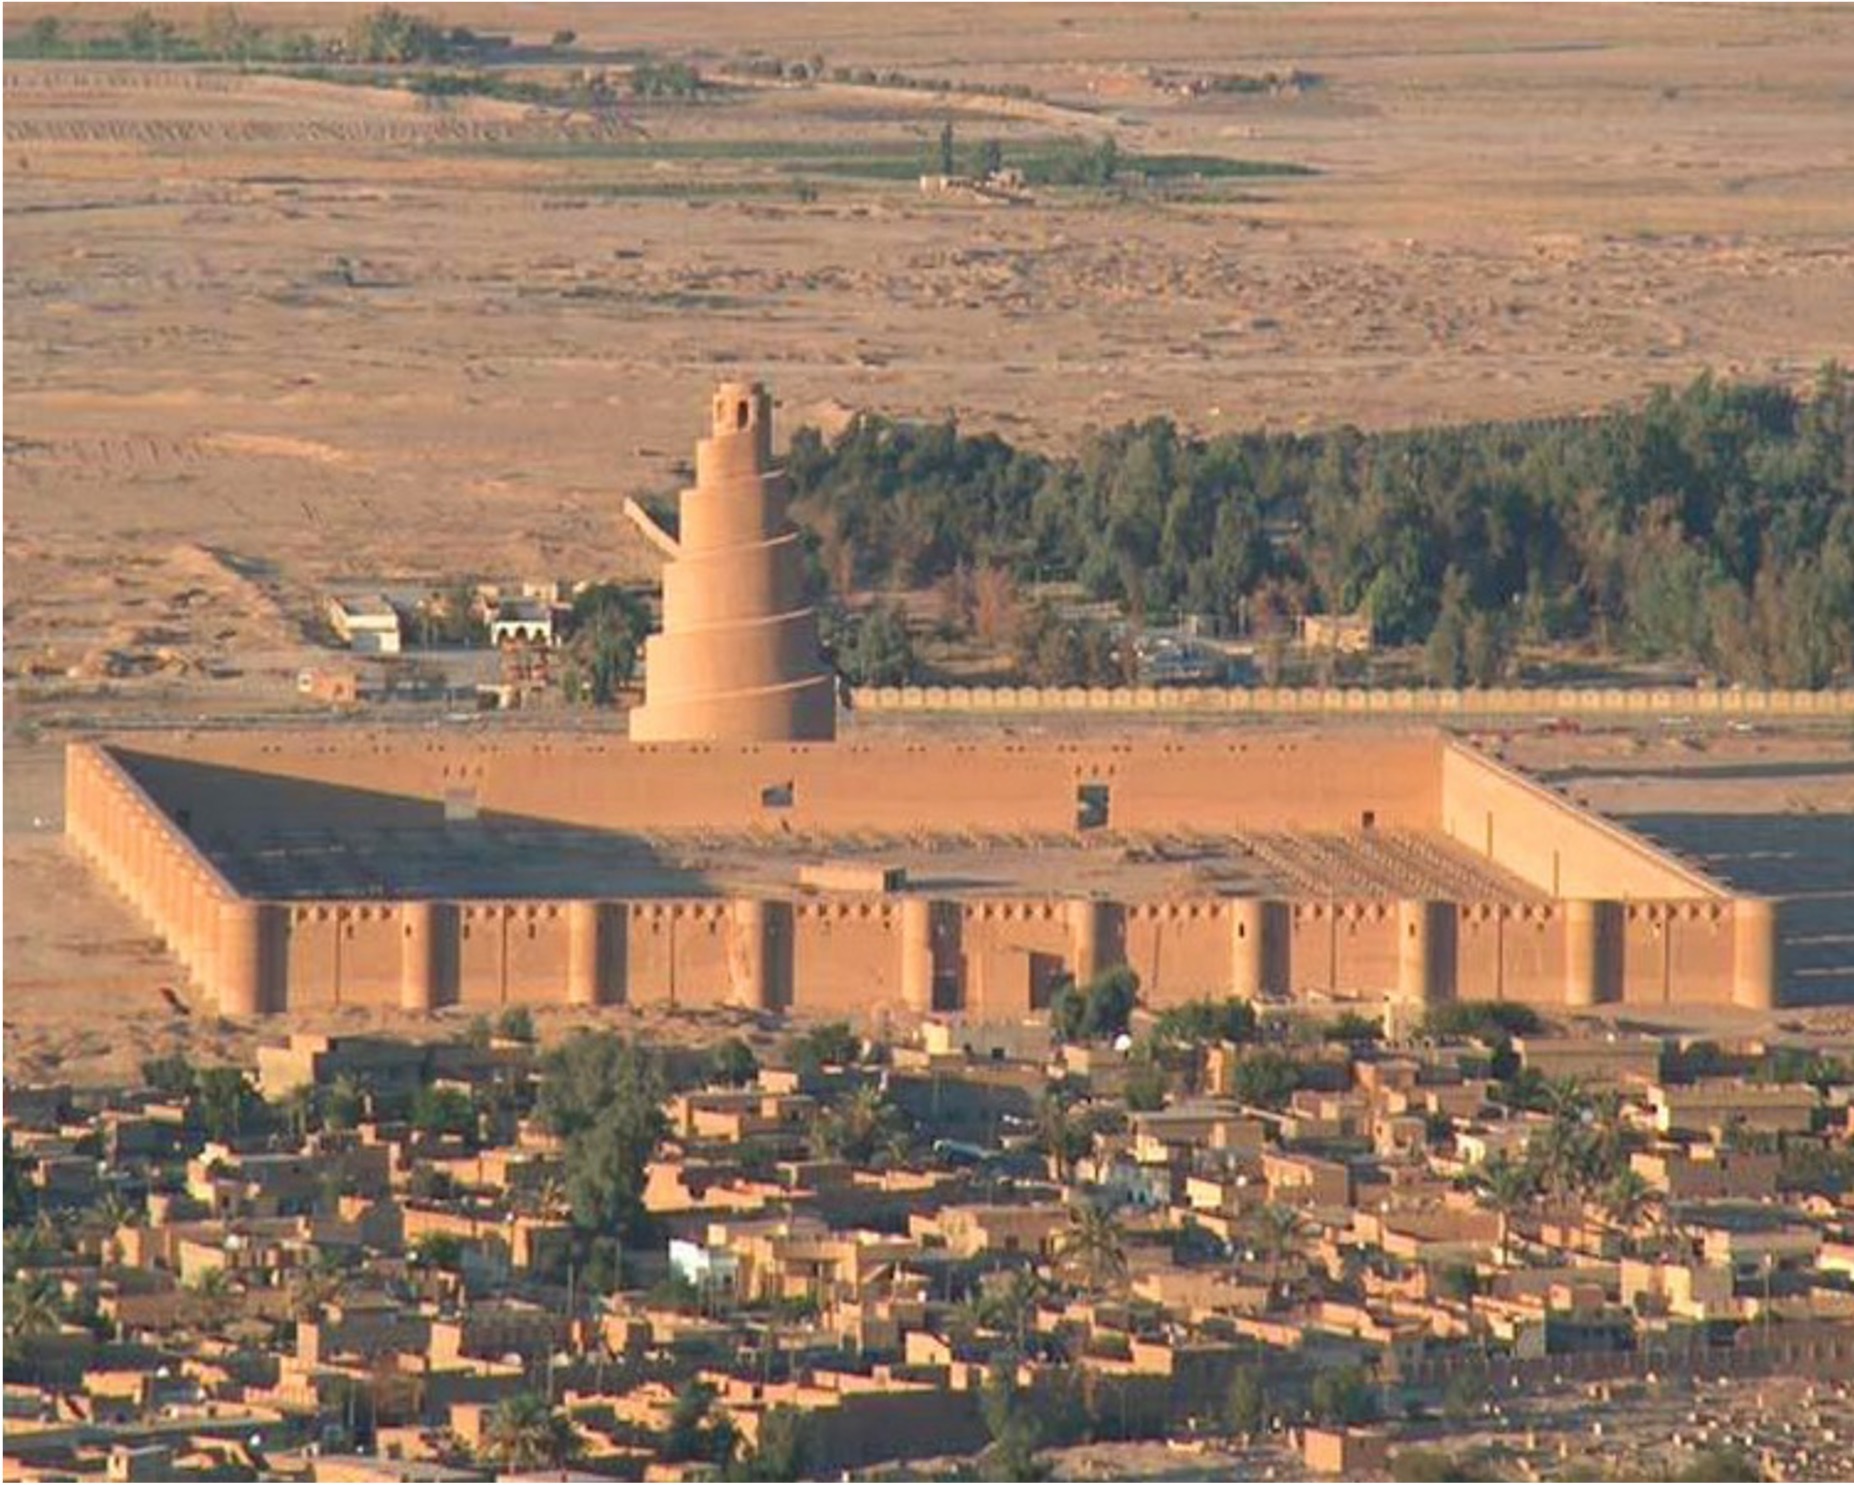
[{"left": 5, "top": 4, "right": 1854, "bottom": 1082}]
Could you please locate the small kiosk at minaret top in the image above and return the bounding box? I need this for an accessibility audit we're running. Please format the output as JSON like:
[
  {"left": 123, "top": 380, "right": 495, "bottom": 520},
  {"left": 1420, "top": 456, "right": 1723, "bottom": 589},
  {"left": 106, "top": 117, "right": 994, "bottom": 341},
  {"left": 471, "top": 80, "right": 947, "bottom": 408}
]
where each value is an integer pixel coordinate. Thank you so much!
[{"left": 628, "top": 381, "right": 837, "bottom": 743}]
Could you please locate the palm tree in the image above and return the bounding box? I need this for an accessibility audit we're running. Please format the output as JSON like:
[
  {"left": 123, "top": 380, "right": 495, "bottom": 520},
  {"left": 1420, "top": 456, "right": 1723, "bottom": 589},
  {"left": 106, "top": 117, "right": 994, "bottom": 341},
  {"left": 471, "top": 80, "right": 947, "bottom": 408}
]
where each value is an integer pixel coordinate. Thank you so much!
[
  {"left": 187, "top": 1266, "right": 237, "bottom": 1331},
  {"left": 481, "top": 1391, "right": 581, "bottom": 1471},
  {"left": 967, "top": 1269, "right": 1049, "bottom": 1352},
  {"left": 87, "top": 1188, "right": 141, "bottom": 1265},
  {"left": 289, "top": 1253, "right": 348, "bottom": 1322},
  {"left": 524, "top": 1172, "right": 566, "bottom": 1221},
  {"left": 809, "top": 1084, "right": 905, "bottom": 1166},
  {"left": 995, "top": 1268, "right": 1048, "bottom": 1353},
  {"left": 1600, "top": 1168, "right": 1654, "bottom": 1251},
  {"left": 278, "top": 1083, "right": 318, "bottom": 1144},
  {"left": 948, "top": 1290, "right": 990, "bottom": 1345},
  {"left": 323, "top": 1074, "right": 364, "bottom": 1132},
  {"left": 1534, "top": 1108, "right": 1596, "bottom": 1209},
  {"left": 4, "top": 1274, "right": 64, "bottom": 1342},
  {"left": 1244, "top": 1203, "right": 1303, "bottom": 1300},
  {"left": 1055, "top": 1204, "right": 1128, "bottom": 1295},
  {"left": 29, "top": 1209, "right": 70, "bottom": 1263},
  {"left": 1588, "top": 1089, "right": 1628, "bottom": 1172},
  {"left": 1541, "top": 1076, "right": 1590, "bottom": 1122},
  {"left": 1033, "top": 1092, "right": 1091, "bottom": 1186},
  {"left": 1478, "top": 1153, "right": 1535, "bottom": 1267}
]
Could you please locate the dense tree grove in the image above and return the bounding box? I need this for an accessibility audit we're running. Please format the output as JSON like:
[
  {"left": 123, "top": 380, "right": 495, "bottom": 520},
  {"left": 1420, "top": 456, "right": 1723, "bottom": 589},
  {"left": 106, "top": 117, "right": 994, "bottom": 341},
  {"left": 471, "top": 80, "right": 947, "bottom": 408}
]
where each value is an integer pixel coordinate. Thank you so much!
[
  {"left": 785, "top": 366, "right": 1854, "bottom": 687},
  {"left": 536, "top": 1032, "right": 668, "bottom": 1284}
]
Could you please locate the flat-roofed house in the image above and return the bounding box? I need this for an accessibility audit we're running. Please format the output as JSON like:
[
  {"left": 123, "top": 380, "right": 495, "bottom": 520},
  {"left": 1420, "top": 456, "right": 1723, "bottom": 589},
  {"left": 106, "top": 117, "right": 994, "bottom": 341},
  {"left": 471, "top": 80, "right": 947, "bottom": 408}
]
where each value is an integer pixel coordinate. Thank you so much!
[{"left": 326, "top": 594, "right": 402, "bottom": 656}]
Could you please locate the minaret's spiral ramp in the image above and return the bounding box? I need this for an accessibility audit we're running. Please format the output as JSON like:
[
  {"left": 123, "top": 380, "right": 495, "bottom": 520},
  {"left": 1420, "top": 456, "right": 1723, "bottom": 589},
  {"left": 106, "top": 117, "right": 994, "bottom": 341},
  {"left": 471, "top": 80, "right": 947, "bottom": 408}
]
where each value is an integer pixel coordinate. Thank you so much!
[{"left": 629, "top": 382, "right": 837, "bottom": 743}]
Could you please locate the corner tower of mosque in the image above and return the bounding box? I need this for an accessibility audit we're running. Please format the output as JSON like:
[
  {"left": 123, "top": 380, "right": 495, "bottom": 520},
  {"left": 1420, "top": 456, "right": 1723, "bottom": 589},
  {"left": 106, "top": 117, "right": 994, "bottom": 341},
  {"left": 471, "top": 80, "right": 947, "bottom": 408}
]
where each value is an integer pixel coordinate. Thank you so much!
[{"left": 629, "top": 381, "right": 837, "bottom": 743}]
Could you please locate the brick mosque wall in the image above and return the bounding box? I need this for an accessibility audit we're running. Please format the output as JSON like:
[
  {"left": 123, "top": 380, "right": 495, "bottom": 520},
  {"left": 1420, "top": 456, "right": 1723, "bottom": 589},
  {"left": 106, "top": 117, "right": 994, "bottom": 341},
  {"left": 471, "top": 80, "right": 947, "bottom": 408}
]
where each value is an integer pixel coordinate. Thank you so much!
[
  {"left": 1440, "top": 744, "right": 1718, "bottom": 900},
  {"left": 62, "top": 730, "right": 1779, "bottom": 1020},
  {"left": 97, "top": 732, "right": 1446, "bottom": 837}
]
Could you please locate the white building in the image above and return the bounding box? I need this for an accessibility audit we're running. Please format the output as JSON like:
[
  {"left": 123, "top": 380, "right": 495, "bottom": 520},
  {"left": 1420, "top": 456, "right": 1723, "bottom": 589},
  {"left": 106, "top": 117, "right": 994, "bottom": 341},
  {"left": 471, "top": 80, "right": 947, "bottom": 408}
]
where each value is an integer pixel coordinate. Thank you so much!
[
  {"left": 486, "top": 596, "right": 557, "bottom": 648},
  {"left": 326, "top": 594, "right": 402, "bottom": 656}
]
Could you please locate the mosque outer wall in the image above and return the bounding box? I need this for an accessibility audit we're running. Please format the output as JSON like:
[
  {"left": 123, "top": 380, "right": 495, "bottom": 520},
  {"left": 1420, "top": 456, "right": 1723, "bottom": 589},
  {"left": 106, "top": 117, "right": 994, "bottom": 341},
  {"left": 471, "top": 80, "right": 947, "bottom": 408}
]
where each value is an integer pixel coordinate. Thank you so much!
[{"left": 63, "top": 731, "right": 1779, "bottom": 1021}]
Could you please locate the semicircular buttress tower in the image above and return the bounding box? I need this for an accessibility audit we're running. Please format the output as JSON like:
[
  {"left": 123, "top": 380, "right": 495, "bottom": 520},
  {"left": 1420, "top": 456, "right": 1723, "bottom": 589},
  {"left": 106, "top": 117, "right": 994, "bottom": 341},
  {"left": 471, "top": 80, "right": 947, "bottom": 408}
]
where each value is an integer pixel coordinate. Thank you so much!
[{"left": 629, "top": 382, "right": 837, "bottom": 743}]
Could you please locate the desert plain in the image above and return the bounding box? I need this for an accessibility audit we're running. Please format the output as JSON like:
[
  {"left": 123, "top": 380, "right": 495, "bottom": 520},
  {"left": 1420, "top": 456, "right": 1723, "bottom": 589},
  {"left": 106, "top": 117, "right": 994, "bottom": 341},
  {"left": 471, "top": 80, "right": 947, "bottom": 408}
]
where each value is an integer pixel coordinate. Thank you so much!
[{"left": 4, "top": 3, "right": 1853, "bottom": 1083}]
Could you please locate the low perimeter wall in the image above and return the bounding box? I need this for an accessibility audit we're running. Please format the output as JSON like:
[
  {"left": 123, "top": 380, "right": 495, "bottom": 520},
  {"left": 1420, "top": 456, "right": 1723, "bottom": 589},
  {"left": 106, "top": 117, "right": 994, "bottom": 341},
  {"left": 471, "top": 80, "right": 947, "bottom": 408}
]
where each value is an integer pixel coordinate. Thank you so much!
[
  {"left": 62, "top": 736, "right": 1780, "bottom": 1019},
  {"left": 850, "top": 684, "right": 1854, "bottom": 718}
]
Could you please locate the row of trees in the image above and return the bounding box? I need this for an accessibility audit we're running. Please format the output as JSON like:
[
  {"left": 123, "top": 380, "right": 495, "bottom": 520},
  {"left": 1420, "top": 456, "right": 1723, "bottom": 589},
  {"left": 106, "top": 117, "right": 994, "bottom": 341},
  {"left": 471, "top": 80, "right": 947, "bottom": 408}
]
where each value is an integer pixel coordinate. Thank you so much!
[
  {"left": 11, "top": 6, "right": 517, "bottom": 65},
  {"left": 786, "top": 366, "right": 1854, "bottom": 687}
]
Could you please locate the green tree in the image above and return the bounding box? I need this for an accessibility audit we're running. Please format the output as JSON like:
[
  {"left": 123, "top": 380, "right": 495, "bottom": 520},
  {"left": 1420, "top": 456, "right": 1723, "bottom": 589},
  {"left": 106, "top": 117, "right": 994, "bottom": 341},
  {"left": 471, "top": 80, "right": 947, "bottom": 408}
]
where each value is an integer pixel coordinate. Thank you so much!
[
  {"left": 480, "top": 1392, "right": 581, "bottom": 1472},
  {"left": 980, "top": 1269, "right": 1049, "bottom": 1353},
  {"left": 1324, "top": 1011, "right": 1384, "bottom": 1045},
  {"left": 835, "top": 601, "right": 917, "bottom": 685},
  {"left": 196, "top": 1066, "right": 261, "bottom": 1142},
  {"left": 630, "top": 58, "right": 703, "bottom": 99},
  {"left": 323, "top": 1073, "right": 364, "bottom": 1132},
  {"left": 345, "top": 5, "right": 451, "bottom": 63},
  {"left": 1152, "top": 997, "right": 1257, "bottom": 1045},
  {"left": 729, "top": 1405, "right": 811, "bottom": 1480},
  {"left": 1463, "top": 606, "right": 1514, "bottom": 686},
  {"left": 939, "top": 118, "right": 956, "bottom": 176},
  {"left": 663, "top": 1378, "right": 738, "bottom": 1465},
  {"left": 1308, "top": 1364, "right": 1378, "bottom": 1427},
  {"left": 1442, "top": 1365, "right": 1490, "bottom": 1423},
  {"left": 980, "top": 137, "right": 1004, "bottom": 177},
  {"left": 1123, "top": 1048, "right": 1169, "bottom": 1112},
  {"left": 1095, "top": 133, "right": 1119, "bottom": 184},
  {"left": 710, "top": 1037, "right": 760, "bottom": 1087},
  {"left": 200, "top": 4, "right": 257, "bottom": 61},
  {"left": 1425, "top": 569, "right": 1472, "bottom": 686},
  {"left": 538, "top": 1032, "right": 668, "bottom": 1246},
  {"left": 1601, "top": 1167, "right": 1654, "bottom": 1243},
  {"left": 495, "top": 1005, "right": 536, "bottom": 1043},
  {"left": 980, "top": 1355, "right": 1052, "bottom": 1481},
  {"left": 1676, "top": 1445, "right": 1764, "bottom": 1482},
  {"left": 564, "top": 584, "right": 650, "bottom": 705},
  {"left": 1055, "top": 1204, "right": 1128, "bottom": 1294},
  {"left": 276, "top": 1083, "right": 318, "bottom": 1144},
  {"left": 1423, "top": 1001, "right": 1542, "bottom": 1041},
  {"left": 143, "top": 1053, "right": 197, "bottom": 1099},
  {"left": 288, "top": 1253, "right": 350, "bottom": 1319},
  {"left": 410, "top": 1085, "right": 477, "bottom": 1143},
  {"left": 786, "top": 1021, "right": 860, "bottom": 1075},
  {"left": 1227, "top": 1049, "right": 1302, "bottom": 1110},
  {"left": 25, "top": 15, "right": 64, "bottom": 54},
  {"left": 1477, "top": 1152, "right": 1536, "bottom": 1266},
  {"left": 186, "top": 1265, "right": 237, "bottom": 1330},
  {"left": 1226, "top": 1363, "right": 1268, "bottom": 1439},
  {"left": 1050, "top": 966, "right": 1139, "bottom": 1043},
  {"left": 1033, "top": 1091, "right": 1093, "bottom": 1184},
  {"left": 4, "top": 1274, "right": 64, "bottom": 1342},
  {"left": 3, "top": 1135, "right": 37, "bottom": 1231},
  {"left": 808, "top": 1084, "right": 910, "bottom": 1166},
  {"left": 1434, "top": 1261, "right": 1481, "bottom": 1303},
  {"left": 122, "top": 7, "right": 177, "bottom": 58},
  {"left": 1244, "top": 1202, "right": 1303, "bottom": 1296}
]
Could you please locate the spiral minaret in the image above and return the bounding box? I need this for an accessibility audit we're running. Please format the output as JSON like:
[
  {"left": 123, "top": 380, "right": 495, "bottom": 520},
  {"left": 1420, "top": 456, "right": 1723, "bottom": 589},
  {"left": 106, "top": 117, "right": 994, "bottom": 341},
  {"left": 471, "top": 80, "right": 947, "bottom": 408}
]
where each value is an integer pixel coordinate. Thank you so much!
[{"left": 629, "top": 381, "right": 837, "bottom": 743}]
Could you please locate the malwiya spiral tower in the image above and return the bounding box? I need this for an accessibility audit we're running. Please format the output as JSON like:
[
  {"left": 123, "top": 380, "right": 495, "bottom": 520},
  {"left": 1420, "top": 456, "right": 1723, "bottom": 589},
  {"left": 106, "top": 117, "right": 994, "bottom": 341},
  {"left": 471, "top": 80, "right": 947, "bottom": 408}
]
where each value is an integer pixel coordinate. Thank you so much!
[{"left": 629, "top": 381, "right": 837, "bottom": 743}]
